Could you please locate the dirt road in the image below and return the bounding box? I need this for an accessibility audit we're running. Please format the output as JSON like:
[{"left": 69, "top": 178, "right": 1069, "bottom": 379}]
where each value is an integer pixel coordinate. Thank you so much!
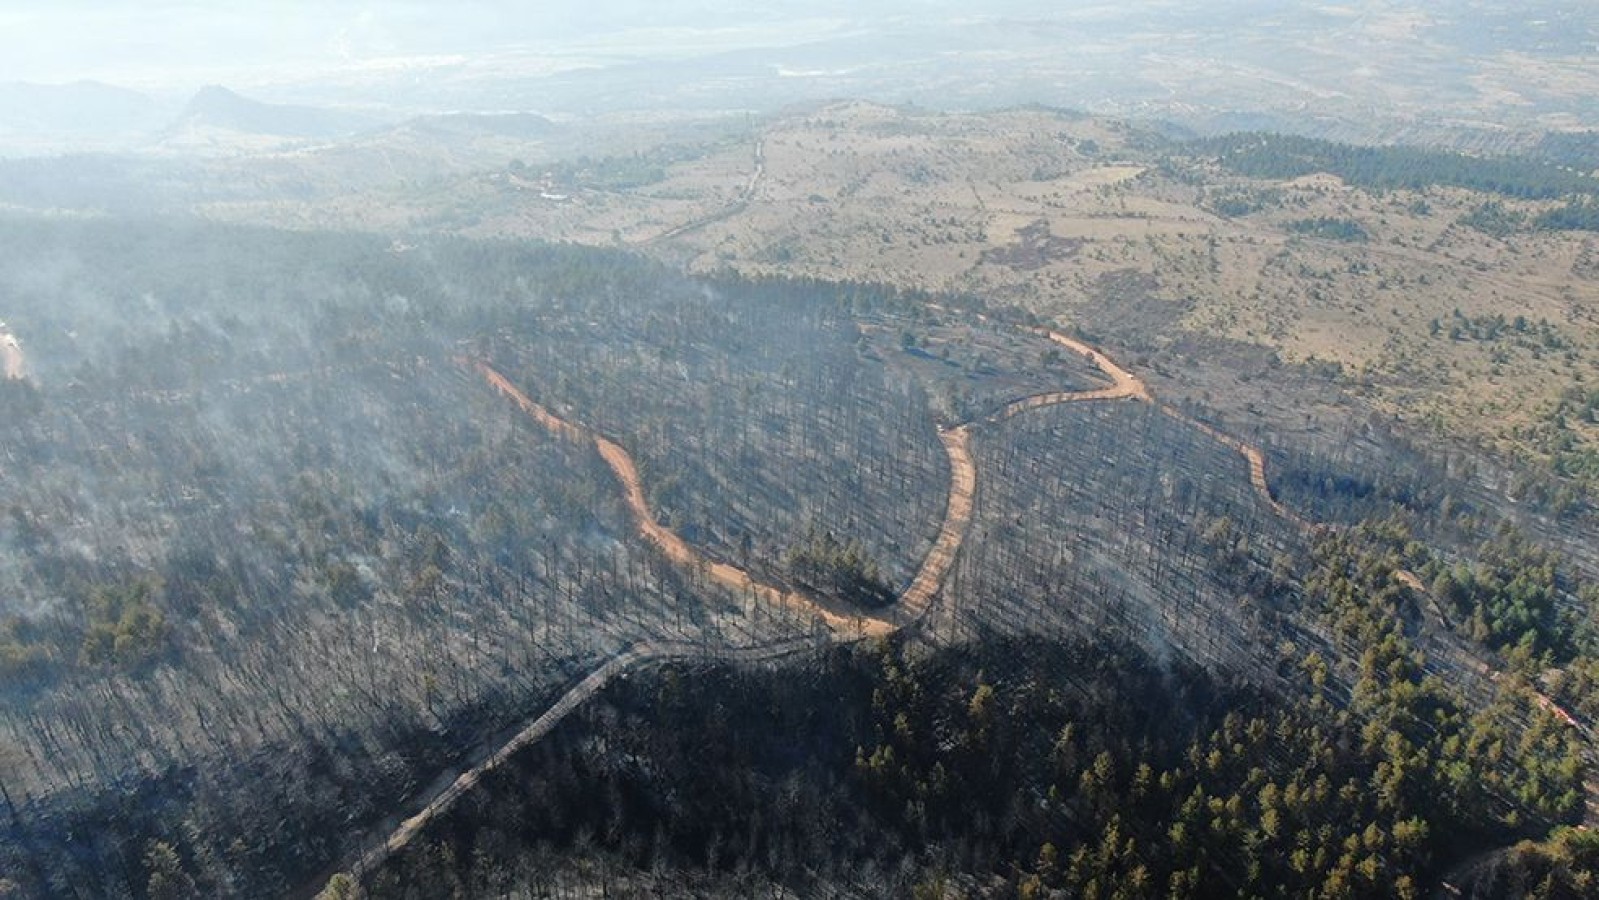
[
  {"left": 344, "top": 636, "right": 820, "bottom": 882},
  {"left": 1016, "top": 329, "right": 1312, "bottom": 531},
  {"left": 1158, "top": 407, "right": 1315, "bottom": 530},
  {"left": 992, "top": 332, "right": 1145, "bottom": 419},
  {"left": 892, "top": 426, "right": 975, "bottom": 623},
  {"left": 645, "top": 138, "right": 765, "bottom": 245},
  {"left": 479, "top": 361, "right": 896, "bottom": 637},
  {"left": 1033, "top": 329, "right": 1151, "bottom": 404},
  {"left": 1023, "top": 327, "right": 1314, "bottom": 530}
]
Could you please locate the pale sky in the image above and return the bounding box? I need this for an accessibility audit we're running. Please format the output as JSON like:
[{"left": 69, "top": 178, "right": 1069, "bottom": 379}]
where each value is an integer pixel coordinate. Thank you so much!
[
  {"left": 0, "top": 1, "right": 1007, "bottom": 89},
  {"left": 0, "top": 2, "right": 526, "bottom": 86}
]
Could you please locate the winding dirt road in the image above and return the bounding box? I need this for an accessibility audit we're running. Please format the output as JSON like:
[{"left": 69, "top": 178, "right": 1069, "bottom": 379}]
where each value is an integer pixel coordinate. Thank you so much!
[
  {"left": 1030, "top": 330, "right": 1309, "bottom": 526},
  {"left": 1033, "top": 330, "right": 1151, "bottom": 404},
  {"left": 1159, "top": 408, "right": 1314, "bottom": 529},
  {"left": 478, "top": 361, "right": 908, "bottom": 637},
  {"left": 994, "top": 333, "right": 1148, "bottom": 418},
  {"left": 1021, "top": 329, "right": 1311, "bottom": 530},
  {"left": 897, "top": 425, "right": 975, "bottom": 622}
]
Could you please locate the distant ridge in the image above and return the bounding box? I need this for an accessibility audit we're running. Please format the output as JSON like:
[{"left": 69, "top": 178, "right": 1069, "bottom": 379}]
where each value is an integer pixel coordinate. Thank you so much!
[
  {"left": 0, "top": 80, "right": 160, "bottom": 138},
  {"left": 171, "top": 85, "right": 382, "bottom": 139}
]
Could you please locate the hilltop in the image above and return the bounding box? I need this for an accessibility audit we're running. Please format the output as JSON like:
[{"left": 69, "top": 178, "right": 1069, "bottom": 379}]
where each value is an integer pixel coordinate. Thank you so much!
[{"left": 177, "top": 100, "right": 1599, "bottom": 503}]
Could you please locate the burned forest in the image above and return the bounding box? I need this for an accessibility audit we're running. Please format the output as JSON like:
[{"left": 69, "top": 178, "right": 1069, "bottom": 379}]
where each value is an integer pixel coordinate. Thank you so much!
[
  {"left": 0, "top": 209, "right": 1593, "bottom": 899},
  {"left": 10, "top": 11, "right": 1599, "bottom": 887}
]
